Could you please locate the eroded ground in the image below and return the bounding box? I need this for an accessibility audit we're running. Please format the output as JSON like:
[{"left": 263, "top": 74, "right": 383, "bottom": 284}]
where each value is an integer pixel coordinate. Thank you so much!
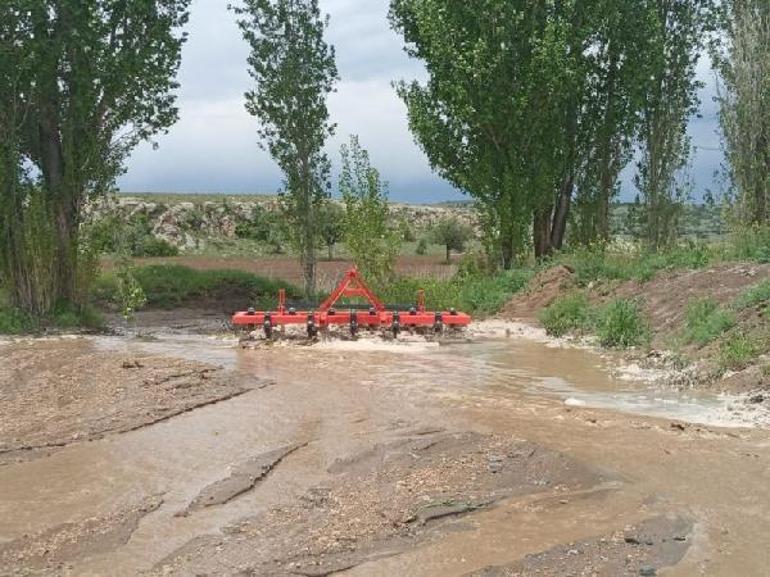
[{"left": 1, "top": 325, "right": 769, "bottom": 577}]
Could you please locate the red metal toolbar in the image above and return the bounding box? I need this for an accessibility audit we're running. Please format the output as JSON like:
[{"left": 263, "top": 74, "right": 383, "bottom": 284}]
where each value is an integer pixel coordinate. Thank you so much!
[{"left": 232, "top": 268, "right": 472, "bottom": 337}]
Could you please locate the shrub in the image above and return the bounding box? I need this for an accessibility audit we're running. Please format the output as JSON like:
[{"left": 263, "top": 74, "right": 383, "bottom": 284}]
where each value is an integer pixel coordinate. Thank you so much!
[
  {"left": 596, "top": 299, "right": 647, "bottom": 348},
  {"left": 719, "top": 334, "right": 759, "bottom": 371},
  {"left": 682, "top": 298, "right": 735, "bottom": 345},
  {"left": 415, "top": 238, "right": 428, "bottom": 256},
  {"left": 140, "top": 237, "right": 179, "bottom": 257},
  {"left": 0, "top": 304, "right": 35, "bottom": 334},
  {"left": 539, "top": 293, "right": 592, "bottom": 337}
]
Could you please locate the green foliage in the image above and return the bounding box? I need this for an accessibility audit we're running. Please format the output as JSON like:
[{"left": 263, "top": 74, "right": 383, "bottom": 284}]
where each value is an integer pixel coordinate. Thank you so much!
[
  {"left": 633, "top": 0, "right": 708, "bottom": 250},
  {"left": 735, "top": 280, "right": 770, "bottom": 313},
  {"left": 0, "top": 302, "right": 35, "bottom": 334},
  {"left": 317, "top": 201, "right": 344, "bottom": 260},
  {"left": 377, "top": 268, "right": 532, "bottom": 318},
  {"left": 114, "top": 257, "right": 147, "bottom": 321},
  {"left": 415, "top": 238, "right": 428, "bottom": 256},
  {"left": 340, "top": 135, "right": 401, "bottom": 286},
  {"left": 719, "top": 334, "right": 760, "bottom": 371},
  {"left": 84, "top": 214, "right": 179, "bottom": 257},
  {"left": 683, "top": 298, "right": 735, "bottom": 345},
  {"left": 555, "top": 242, "right": 715, "bottom": 286},
  {"left": 540, "top": 294, "right": 592, "bottom": 338},
  {"left": 0, "top": 292, "right": 101, "bottom": 334},
  {"left": 711, "top": 0, "right": 770, "bottom": 227},
  {"left": 233, "top": 0, "right": 338, "bottom": 298},
  {"left": 596, "top": 299, "right": 648, "bottom": 348},
  {"left": 726, "top": 226, "right": 770, "bottom": 263},
  {"left": 235, "top": 204, "right": 288, "bottom": 254},
  {"left": 399, "top": 220, "right": 417, "bottom": 243},
  {"left": 0, "top": 0, "right": 190, "bottom": 309},
  {"left": 431, "top": 217, "right": 473, "bottom": 263}
]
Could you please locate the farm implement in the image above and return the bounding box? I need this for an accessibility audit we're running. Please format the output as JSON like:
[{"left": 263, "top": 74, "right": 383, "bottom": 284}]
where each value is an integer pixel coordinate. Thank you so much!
[{"left": 232, "top": 267, "right": 472, "bottom": 339}]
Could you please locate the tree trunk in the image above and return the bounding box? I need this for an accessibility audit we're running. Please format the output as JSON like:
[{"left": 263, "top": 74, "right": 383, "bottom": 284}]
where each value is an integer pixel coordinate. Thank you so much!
[
  {"left": 533, "top": 206, "right": 552, "bottom": 259},
  {"left": 39, "top": 112, "right": 78, "bottom": 304},
  {"left": 328, "top": 244, "right": 333, "bottom": 261},
  {"left": 500, "top": 232, "right": 514, "bottom": 270},
  {"left": 445, "top": 245, "right": 451, "bottom": 264},
  {"left": 550, "top": 174, "right": 574, "bottom": 250}
]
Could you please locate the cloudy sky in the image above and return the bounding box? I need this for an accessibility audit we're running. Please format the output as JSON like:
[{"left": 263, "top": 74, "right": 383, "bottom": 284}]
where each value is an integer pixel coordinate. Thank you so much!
[{"left": 118, "top": 0, "right": 724, "bottom": 204}]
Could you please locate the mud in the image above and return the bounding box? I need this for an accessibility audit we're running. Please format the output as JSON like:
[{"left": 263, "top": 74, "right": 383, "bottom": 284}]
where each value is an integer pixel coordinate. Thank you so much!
[
  {"left": 466, "top": 516, "right": 692, "bottom": 577},
  {"left": 152, "top": 431, "right": 601, "bottom": 577},
  {"left": 0, "top": 496, "right": 162, "bottom": 575},
  {"left": 183, "top": 443, "right": 306, "bottom": 514},
  {"left": 0, "top": 339, "right": 262, "bottom": 465},
  {"left": 1, "top": 321, "right": 770, "bottom": 576}
]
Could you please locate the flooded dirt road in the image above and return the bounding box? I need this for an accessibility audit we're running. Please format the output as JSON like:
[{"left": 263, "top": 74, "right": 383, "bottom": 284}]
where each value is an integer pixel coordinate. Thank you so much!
[{"left": 1, "top": 326, "right": 769, "bottom": 576}]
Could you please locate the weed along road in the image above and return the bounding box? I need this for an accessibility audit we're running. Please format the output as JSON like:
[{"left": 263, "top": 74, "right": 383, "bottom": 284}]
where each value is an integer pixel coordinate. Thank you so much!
[{"left": 1, "top": 324, "right": 770, "bottom": 577}]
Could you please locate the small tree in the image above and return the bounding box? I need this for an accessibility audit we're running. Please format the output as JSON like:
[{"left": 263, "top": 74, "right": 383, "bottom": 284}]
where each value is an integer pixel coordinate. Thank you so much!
[
  {"left": 340, "top": 135, "right": 400, "bottom": 285},
  {"left": 233, "top": 0, "right": 338, "bottom": 299},
  {"left": 432, "top": 217, "right": 472, "bottom": 263},
  {"left": 317, "top": 201, "right": 344, "bottom": 260}
]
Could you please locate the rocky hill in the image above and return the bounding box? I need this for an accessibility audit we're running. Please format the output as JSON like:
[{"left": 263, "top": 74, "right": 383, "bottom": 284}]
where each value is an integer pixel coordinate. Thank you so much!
[{"left": 87, "top": 194, "right": 479, "bottom": 252}]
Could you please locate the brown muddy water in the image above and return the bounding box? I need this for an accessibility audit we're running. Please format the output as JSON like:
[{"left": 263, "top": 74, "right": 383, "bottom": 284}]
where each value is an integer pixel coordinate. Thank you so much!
[{"left": 1, "top": 329, "right": 769, "bottom": 576}]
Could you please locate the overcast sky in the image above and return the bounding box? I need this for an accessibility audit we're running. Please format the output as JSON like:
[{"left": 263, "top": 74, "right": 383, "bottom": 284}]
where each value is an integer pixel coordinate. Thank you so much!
[{"left": 118, "top": 0, "right": 724, "bottom": 204}]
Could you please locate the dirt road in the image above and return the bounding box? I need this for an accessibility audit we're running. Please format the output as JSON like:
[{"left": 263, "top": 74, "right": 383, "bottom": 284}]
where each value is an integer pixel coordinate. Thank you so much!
[{"left": 1, "top": 324, "right": 769, "bottom": 576}]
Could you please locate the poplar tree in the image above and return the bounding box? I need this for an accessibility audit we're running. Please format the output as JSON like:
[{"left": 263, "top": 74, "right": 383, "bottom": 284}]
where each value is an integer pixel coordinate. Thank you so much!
[
  {"left": 233, "top": 0, "right": 338, "bottom": 299},
  {"left": 0, "top": 0, "right": 190, "bottom": 312},
  {"left": 713, "top": 0, "right": 770, "bottom": 225}
]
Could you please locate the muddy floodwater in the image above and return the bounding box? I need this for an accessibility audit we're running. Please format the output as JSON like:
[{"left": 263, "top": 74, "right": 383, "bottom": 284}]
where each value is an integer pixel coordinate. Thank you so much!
[{"left": 1, "top": 327, "right": 770, "bottom": 576}]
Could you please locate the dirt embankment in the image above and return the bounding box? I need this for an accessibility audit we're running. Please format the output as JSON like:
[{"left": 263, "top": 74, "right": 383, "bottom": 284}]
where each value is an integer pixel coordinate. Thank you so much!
[
  {"left": 502, "top": 262, "right": 770, "bottom": 393},
  {"left": 0, "top": 338, "right": 264, "bottom": 465}
]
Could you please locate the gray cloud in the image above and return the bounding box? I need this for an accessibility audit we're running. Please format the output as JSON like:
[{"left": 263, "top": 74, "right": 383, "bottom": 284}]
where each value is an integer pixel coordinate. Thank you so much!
[{"left": 119, "top": 0, "right": 723, "bottom": 204}]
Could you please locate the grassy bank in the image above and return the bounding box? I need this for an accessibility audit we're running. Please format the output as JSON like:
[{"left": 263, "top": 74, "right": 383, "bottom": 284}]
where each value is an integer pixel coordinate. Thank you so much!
[{"left": 93, "top": 265, "right": 301, "bottom": 310}]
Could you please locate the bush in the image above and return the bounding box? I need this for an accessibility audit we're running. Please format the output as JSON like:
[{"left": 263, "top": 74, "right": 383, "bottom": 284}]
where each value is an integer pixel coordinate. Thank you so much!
[
  {"left": 682, "top": 298, "right": 735, "bottom": 345},
  {"left": 0, "top": 304, "right": 35, "bottom": 334},
  {"left": 84, "top": 214, "right": 180, "bottom": 257},
  {"left": 140, "top": 237, "right": 179, "bottom": 257},
  {"left": 719, "top": 334, "right": 759, "bottom": 371},
  {"left": 539, "top": 293, "right": 592, "bottom": 337},
  {"left": 596, "top": 299, "right": 648, "bottom": 348},
  {"left": 415, "top": 238, "right": 428, "bottom": 256}
]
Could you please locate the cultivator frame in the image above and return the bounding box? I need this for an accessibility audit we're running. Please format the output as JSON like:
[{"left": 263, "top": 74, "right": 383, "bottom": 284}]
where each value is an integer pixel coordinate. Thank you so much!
[{"left": 232, "top": 268, "right": 471, "bottom": 338}]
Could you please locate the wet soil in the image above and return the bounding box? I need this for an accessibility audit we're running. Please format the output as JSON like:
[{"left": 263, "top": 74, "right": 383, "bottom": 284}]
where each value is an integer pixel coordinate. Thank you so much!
[
  {"left": 0, "top": 338, "right": 262, "bottom": 465},
  {"left": 1, "top": 323, "right": 769, "bottom": 576}
]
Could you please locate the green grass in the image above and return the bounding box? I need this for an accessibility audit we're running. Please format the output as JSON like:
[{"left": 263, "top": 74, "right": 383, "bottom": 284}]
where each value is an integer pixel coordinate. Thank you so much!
[
  {"left": 735, "top": 279, "right": 770, "bottom": 314},
  {"left": 0, "top": 294, "right": 103, "bottom": 335},
  {"left": 539, "top": 293, "right": 592, "bottom": 337},
  {"left": 596, "top": 299, "right": 648, "bottom": 348},
  {"left": 377, "top": 268, "right": 533, "bottom": 317},
  {"left": 719, "top": 334, "right": 760, "bottom": 371},
  {"left": 682, "top": 298, "right": 735, "bottom": 345},
  {"left": 554, "top": 242, "right": 715, "bottom": 286},
  {"left": 94, "top": 264, "right": 301, "bottom": 309}
]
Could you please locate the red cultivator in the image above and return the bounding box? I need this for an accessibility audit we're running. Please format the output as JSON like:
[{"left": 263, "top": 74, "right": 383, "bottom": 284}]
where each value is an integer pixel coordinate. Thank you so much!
[{"left": 232, "top": 268, "right": 472, "bottom": 339}]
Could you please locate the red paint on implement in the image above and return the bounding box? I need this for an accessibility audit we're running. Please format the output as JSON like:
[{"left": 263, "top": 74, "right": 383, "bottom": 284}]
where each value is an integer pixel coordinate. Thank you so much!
[{"left": 232, "top": 267, "right": 471, "bottom": 335}]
